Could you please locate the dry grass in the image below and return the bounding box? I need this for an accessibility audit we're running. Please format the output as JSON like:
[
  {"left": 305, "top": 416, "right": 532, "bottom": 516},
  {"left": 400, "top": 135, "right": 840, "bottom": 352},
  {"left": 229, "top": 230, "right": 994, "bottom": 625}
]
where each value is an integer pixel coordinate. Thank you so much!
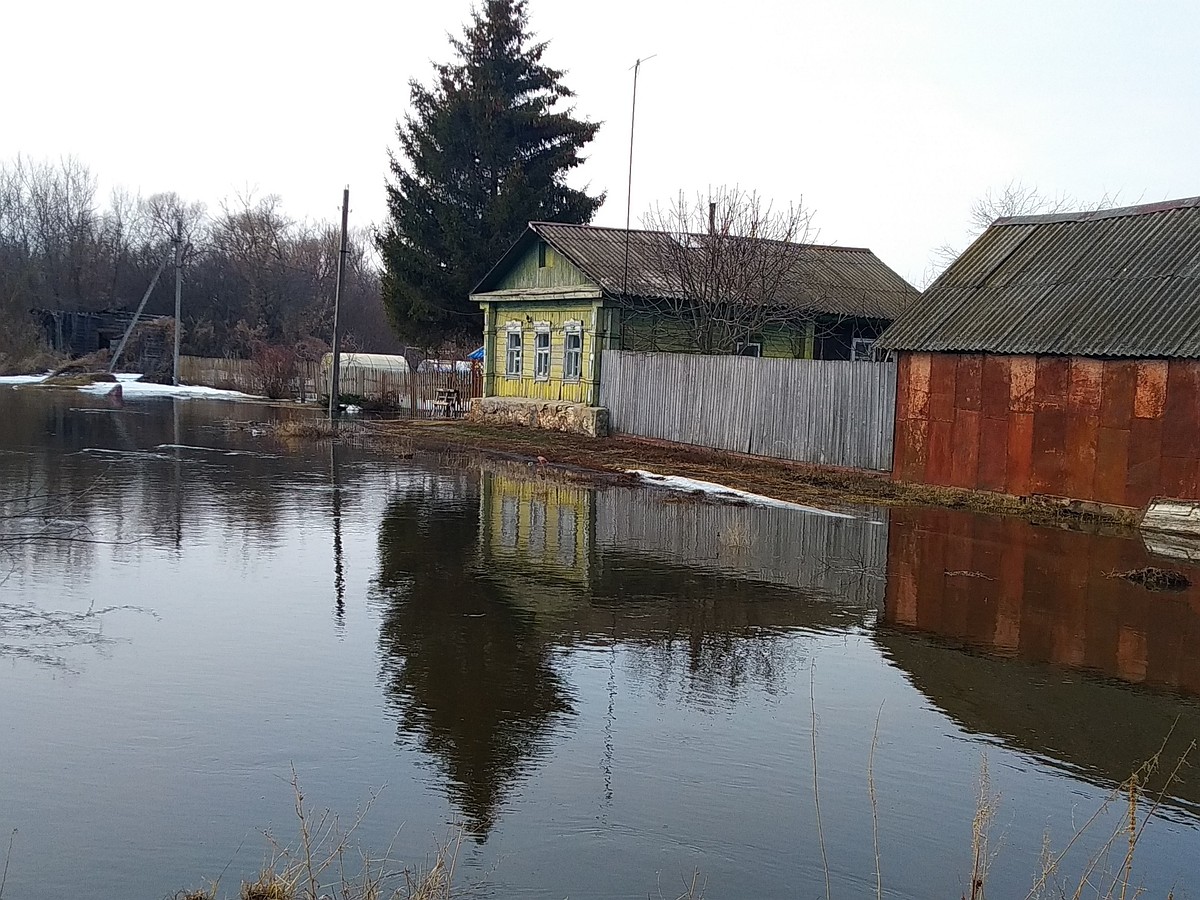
[
  {"left": 175, "top": 771, "right": 462, "bottom": 900},
  {"left": 965, "top": 755, "right": 998, "bottom": 900},
  {"left": 0, "top": 348, "right": 62, "bottom": 377},
  {"left": 273, "top": 419, "right": 339, "bottom": 442},
  {"left": 1109, "top": 567, "right": 1192, "bottom": 592},
  {"left": 718, "top": 518, "right": 751, "bottom": 551},
  {"left": 49, "top": 349, "right": 110, "bottom": 376},
  {"left": 39, "top": 371, "right": 116, "bottom": 388}
]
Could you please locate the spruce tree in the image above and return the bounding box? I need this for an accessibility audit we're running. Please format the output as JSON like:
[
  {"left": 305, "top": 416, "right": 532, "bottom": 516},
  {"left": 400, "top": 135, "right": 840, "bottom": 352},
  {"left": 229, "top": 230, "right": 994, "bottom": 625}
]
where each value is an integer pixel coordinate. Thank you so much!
[{"left": 379, "top": 0, "right": 604, "bottom": 348}]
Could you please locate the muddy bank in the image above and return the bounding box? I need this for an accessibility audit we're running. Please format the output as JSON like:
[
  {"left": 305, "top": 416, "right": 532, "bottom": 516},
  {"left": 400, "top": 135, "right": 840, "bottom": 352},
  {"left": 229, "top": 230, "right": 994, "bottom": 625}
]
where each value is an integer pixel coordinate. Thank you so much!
[{"left": 346, "top": 419, "right": 1140, "bottom": 530}]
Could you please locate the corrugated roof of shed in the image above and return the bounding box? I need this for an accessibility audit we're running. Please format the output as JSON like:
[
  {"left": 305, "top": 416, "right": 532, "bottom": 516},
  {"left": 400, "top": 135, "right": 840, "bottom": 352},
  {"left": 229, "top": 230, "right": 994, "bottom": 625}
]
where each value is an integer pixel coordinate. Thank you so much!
[
  {"left": 878, "top": 196, "right": 1200, "bottom": 357},
  {"left": 474, "top": 222, "right": 918, "bottom": 320}
]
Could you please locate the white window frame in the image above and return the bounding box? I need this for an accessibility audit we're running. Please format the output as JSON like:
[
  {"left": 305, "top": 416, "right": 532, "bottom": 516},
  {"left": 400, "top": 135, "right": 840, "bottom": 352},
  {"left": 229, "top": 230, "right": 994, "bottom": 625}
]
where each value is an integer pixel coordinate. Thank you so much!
[
  {"left": 735, "top": 340, "right": 763, "bottom": 358},
  {"left": 533, "top": 323, "right": 551, "bottom": 381},
  {"left": 852, "top": 337, "right": 876, "bottom": 362},
  {"left": 504, "top": 323, "right": 523, "bottom": 377},
  {"left": 563, "top": 321, "right": 583, "bottom": 382}
]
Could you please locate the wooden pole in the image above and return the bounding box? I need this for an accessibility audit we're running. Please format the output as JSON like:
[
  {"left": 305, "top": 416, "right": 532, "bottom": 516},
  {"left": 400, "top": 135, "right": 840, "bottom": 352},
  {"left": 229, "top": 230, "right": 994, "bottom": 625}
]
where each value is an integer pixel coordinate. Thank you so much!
[
  {"left": 328, "top": 187, "right": 350, "bottom": 421},
  {"left": 172, "top": 218, "right": 182, "bottom": 385}
]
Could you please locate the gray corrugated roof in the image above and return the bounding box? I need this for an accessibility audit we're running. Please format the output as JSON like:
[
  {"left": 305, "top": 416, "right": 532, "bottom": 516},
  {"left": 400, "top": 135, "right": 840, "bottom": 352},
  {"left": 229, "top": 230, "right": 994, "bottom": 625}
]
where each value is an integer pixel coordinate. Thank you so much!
[
  {"left": 481, "top": 222, "right": 916, "bottom": 320},
  {"left": 879, "top": 196, "right": 1200, "bottom": 357}
]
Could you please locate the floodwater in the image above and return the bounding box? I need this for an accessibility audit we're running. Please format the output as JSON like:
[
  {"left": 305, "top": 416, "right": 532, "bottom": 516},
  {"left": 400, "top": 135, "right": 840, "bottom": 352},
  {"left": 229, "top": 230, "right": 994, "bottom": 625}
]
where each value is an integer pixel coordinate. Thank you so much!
[{"left": 1, "top": 387, "right": 1198, "bottom": 899}]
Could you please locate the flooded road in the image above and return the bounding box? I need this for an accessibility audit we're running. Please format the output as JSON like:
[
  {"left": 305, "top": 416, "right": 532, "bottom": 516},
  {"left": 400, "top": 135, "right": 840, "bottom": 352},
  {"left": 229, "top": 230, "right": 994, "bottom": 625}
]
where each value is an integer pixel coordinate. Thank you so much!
[{"left": 1, "top": 387, "right": 1198, "bottom": 899}]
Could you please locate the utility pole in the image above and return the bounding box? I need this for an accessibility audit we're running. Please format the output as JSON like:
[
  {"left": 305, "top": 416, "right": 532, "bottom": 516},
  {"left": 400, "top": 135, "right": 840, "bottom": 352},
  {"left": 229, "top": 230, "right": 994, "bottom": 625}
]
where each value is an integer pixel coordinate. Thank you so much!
[
  {"left": 172, "top": 217, "right": 183, "bottom": 386},
  {"left": 108, "top": 251, "right": 172, "bottom": 373},
  {"left": 328, "top": 187, "right": 350, "bottom": 422},
  {"left": 622, "top": 55, "right": 655, "bottom": 298}
]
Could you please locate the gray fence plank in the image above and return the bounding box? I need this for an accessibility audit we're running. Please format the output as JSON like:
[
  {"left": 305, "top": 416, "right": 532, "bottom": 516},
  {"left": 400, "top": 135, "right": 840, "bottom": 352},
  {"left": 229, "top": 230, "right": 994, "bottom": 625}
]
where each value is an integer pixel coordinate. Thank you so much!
[{"left": 599, "top": 351, "right": 896, "bottom": 471}]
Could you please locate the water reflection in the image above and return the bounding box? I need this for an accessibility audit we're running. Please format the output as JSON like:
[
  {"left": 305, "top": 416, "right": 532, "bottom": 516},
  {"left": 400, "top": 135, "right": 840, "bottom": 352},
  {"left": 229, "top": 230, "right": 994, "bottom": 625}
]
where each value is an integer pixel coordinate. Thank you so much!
[
  {"left": 477, "top": 465, "right": 882, "bottom": 695},
  {"left": 0, "top": 388, "right": 335, "bottom": 574},
  {"left": 882, "top": 506, "right": 1200, "bottom": 810},
  {"left": 371, "top": 479, "right": 575, "bottom": 838},
  {"left": 372, "top": 463, "right": 888, "bottom": 836},
  {"left": 5, "top": 387, "right": 1200, "bottom": 899}
]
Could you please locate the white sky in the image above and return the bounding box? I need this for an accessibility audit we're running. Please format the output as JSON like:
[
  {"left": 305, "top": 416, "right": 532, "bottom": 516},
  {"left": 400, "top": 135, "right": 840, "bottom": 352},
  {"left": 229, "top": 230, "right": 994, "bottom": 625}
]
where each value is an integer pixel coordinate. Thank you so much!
[{"left": 6, "top": 0, "right": 1198, "bottom": 286}]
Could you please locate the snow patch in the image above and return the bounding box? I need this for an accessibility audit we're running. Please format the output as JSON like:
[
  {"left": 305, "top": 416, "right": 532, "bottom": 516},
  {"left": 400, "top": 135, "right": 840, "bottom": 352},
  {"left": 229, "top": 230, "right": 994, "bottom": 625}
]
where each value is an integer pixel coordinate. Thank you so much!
[
  {"left": 108, "top": 374, "right": 261, "bottom": 400},
  {"left": 1, "top": 372, "right": 260, "bottom": 400},
  {"left": 0, "top": 374, "right": 50, "bottom": 385},
  {"left": 627, "top": 469, "right": 855, "bottom": 519}
]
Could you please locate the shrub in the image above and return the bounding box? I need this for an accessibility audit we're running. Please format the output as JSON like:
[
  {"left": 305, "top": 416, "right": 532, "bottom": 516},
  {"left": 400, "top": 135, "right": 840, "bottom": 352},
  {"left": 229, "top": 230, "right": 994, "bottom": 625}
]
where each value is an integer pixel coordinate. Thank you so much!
[{"left": 250, "top": 343, "right": 299, "bottom": 399}]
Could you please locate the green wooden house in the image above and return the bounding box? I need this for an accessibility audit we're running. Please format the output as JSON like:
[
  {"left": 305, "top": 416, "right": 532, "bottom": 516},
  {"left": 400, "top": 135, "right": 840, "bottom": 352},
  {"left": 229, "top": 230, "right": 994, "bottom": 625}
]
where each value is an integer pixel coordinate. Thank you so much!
[{"left": 471, "top": 222, "right": 917, "bottom": 405}]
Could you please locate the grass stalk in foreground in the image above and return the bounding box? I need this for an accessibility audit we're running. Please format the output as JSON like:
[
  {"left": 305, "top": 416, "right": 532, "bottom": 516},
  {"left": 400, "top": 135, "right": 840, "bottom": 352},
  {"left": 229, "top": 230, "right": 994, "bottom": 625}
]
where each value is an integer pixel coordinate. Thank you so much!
[{"left": 176, "top": 768, "right": 461, "bottom": 900}]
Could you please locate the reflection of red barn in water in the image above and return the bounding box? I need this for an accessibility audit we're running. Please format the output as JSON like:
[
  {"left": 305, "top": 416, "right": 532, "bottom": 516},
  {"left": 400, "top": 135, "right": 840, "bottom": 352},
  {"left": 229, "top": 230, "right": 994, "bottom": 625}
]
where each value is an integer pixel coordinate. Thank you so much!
[{"left": 884, "top": 507, "right": 1200, "bottom": 696}]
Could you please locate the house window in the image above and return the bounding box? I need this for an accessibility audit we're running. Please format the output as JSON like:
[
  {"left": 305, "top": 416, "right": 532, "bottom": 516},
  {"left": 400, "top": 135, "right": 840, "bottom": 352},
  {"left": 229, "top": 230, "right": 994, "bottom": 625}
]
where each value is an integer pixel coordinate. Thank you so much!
[
  {"left": 505, "top": 328, "right": 523, "bottom": 377},
  {"left": 563, "top": 325, "right": 583, "bottom": 381},
  {"left": 528, "top": 499, "right": 546, "bottom": 556},
  {"left": 557, "top": 505, "right": 577, "bottom": 567},
  {"left": 735, "top": 341, "right": 762, "bottom": 357},
  {"left": 537, "top": 241, "right": 554, "bottom": 268},
  {"left": 534, "top": 328, "right": 551, "bottom": 380},
  {"left": 500, "top": 495, "right": 518, "bottom": 548},
  {"left": 852, "top": 337, "right": 876, "bottom": 361}
]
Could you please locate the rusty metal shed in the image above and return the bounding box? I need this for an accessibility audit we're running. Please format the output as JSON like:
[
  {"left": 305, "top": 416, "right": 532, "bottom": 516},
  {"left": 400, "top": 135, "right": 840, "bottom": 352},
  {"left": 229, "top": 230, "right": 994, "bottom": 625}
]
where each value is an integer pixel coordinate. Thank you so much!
[
  {"left": 879, "top": 197, "right": 1200, "bottom": 358},
  {"left": 880, "top": 197, "right": 1200, "bottom": 509}
]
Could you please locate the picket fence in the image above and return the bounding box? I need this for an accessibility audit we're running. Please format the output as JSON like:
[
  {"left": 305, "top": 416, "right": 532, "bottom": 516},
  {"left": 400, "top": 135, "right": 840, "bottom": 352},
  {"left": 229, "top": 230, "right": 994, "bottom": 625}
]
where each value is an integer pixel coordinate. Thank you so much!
[
  {"left": 178, "top": 355, "right": 482, "bottom": 416},
  {"left": 598, "top": 351, "right": 896, "bottom": 471}
]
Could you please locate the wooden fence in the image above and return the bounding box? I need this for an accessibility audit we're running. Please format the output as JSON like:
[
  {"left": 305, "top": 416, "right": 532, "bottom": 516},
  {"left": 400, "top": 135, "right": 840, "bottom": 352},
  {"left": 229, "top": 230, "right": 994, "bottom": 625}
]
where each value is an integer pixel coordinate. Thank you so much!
[
  {"left": 178, "top": 355, "right": 482, "bottom": 416},
  {"left": 598, "top": 351, "right": 896, "bottom": 471}
]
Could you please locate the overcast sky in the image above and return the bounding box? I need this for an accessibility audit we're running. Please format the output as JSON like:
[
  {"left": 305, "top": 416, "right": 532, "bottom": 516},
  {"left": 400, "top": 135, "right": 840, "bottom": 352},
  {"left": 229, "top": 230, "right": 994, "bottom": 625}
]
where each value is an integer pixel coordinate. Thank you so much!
[{"left": 6, "top": 0, "right": 1198, "bottom": 285}]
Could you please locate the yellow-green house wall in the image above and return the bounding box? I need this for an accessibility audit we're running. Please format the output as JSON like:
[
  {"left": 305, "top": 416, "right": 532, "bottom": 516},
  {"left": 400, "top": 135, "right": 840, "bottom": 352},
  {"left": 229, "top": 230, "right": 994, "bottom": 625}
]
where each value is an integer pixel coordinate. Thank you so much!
[
  {"left": 477, "top": 241, "right": 606, "bottom": 404},
  {"left": 618, "top": 313, "right": 817, "bottom": 358},
  {"left": 493, "top": 242, "right": 591, "bottom": 291},
  {"left": 482, "top": 299, "right": 600, "bottom": 403}
]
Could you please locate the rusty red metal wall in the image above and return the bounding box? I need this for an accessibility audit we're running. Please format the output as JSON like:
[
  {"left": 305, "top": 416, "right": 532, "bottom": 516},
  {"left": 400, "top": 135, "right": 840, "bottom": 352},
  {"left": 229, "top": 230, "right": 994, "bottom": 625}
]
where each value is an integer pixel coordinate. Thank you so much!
[
  {"left": 884, "top": 506, "right": 1200, "bottom": 694},
  {"left": 894, "top": 352, "right": 1200, "bottom": 507}
]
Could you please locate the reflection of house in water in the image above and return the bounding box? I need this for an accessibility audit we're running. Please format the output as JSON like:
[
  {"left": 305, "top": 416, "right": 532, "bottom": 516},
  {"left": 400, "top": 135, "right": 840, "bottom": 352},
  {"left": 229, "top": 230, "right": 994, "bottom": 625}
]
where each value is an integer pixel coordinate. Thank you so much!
[
  {"left": 479, "top": 468, "right": 594, "bottom": 599},
  {"left": 593, "top": 486, "right": 888, "bottom": 608},
  {"left": 480, "top": 464, "right": 889, "bottom": 611},
  {"left": 881, "top": 506, "right": 1200, "bottom": 810},
  {"left": 373, "top": 466, "right": 889, "bottom": 838}
]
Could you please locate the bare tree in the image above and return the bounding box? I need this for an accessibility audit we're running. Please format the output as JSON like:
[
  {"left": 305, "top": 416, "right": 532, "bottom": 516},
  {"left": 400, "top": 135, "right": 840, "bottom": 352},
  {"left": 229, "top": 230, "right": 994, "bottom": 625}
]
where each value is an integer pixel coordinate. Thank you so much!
[
  {"left": 0, "top": 154, "right": 397, "bottom": 364},
  {"left": 924, "top": 180, "right": 1121, "bottom": 286},
  {"left": 634, "top": 187, "right": 819, "bottom": 355}
]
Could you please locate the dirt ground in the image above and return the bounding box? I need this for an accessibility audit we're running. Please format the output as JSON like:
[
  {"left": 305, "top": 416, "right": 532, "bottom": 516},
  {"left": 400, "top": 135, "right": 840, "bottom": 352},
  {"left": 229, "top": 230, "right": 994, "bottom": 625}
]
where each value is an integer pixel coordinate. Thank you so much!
[{"left": 352, "top": 419, "right": 1141, "bottom": 531}]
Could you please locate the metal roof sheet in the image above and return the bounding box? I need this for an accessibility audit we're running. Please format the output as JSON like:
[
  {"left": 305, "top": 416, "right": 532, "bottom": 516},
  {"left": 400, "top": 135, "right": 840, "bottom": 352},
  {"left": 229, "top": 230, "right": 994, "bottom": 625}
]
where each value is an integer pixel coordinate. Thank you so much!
[
  {"left": 880, "top": 197, "right": 1200, "bottom": 357},
  {"left": 476, "top": 222, "right": 918, "bottom": 320}
]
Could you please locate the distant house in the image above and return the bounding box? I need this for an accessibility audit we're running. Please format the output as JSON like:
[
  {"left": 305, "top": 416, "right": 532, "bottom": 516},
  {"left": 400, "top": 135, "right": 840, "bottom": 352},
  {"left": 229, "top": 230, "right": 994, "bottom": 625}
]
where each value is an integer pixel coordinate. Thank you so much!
[
  {"left": 38, "top": 308, "right": 139, "bottom": 356},
  {"left": 878, "top": 196, "right": 1200, "bottom": 509},
  {"left": 471, "top": 222, "right": 917, "bottom": 406}
]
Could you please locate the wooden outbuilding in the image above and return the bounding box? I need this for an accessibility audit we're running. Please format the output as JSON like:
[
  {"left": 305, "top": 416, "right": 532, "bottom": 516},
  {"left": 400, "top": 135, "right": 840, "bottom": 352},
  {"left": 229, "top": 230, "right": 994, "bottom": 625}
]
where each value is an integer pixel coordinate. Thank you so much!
[{"left": 879, "top": 197, "right": 1200, "bottom": 509}]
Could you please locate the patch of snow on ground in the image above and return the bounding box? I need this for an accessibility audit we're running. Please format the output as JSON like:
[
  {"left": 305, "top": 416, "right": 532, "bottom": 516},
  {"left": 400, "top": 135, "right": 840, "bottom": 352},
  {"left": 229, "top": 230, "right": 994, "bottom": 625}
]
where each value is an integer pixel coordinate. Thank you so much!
[
  {"left": 2, "top": 372, "right": 260, "bottom": 400},
  {"left": 0, "top": 374, "right": 50, "bottom": 385},
  {"left": 97, "top": 374, "right": 260, "bottom": 400},
  {"left": 628, "top": 469, "right": 855, "bottom": 519}
]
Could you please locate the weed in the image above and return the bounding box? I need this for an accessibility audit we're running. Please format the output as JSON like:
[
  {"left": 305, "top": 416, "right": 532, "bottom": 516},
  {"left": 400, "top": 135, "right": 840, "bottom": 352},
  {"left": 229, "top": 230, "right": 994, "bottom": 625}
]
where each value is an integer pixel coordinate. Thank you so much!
[
  {"left": 1109, "top": 567, "right": 1191, "bottom": 591},
  {"left": 719, "top": 518, "right": 751, "bottom": 551},
  {"left": 274, "top": 419, "right": 338, "bottom": 441},
  {"left": 174, "top": 770, "right": 462, "bottom": 900}
]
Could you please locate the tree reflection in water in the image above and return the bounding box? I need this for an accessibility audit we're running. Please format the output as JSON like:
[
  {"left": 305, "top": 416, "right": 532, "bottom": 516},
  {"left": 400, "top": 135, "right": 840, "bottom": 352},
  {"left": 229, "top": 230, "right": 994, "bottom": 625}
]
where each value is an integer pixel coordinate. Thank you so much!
[{"left": 371, "top": 488, "right": 574, "bottom": 840}]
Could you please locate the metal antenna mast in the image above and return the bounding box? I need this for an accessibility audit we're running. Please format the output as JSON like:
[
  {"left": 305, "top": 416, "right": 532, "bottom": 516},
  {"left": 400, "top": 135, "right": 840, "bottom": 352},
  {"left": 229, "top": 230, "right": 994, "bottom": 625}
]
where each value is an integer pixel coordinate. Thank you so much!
[{"left": 622, "top": 55, "right": 656, "bottom": 298}]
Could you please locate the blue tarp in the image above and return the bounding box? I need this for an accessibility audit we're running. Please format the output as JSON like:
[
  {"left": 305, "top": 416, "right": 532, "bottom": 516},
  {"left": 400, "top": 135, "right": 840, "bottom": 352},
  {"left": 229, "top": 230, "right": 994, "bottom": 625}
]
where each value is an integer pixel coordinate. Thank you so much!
[{"left": 467, "top": 346, "right": 485, "bottom": 361}]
